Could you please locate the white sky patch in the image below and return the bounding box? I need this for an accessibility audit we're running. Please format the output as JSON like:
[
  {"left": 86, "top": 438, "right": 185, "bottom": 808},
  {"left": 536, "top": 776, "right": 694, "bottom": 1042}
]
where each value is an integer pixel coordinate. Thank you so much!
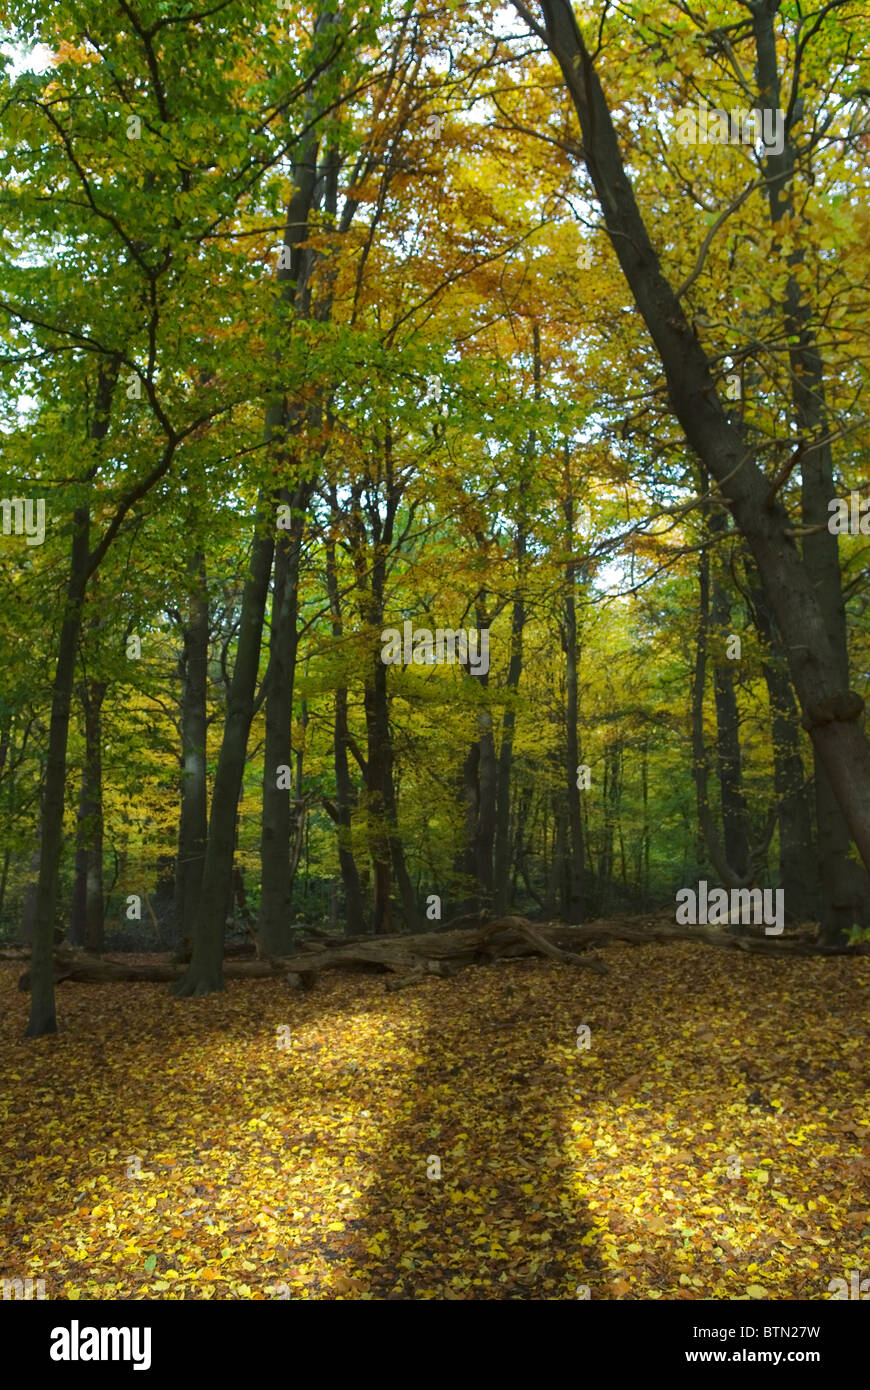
[{"left": 1, "top": 41, "right": 53, "bottom": 79}]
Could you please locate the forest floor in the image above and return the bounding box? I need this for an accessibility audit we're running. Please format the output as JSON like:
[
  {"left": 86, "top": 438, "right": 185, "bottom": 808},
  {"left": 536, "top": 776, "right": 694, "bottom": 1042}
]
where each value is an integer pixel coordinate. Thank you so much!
[{"left": 1, "top": 932, "right": 869, "bottom": 1300}]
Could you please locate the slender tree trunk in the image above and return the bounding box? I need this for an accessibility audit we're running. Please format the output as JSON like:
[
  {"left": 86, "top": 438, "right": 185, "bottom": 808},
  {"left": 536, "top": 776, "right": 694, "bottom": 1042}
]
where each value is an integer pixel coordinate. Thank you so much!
[
  {"left": 709, "top": 536, "right": 750, "bottom": 877},
  {"left": 26, "top": 356, "right": 119, "bottom": 1035},
  {"left": 467, "top": 589, "right": 497, "bottom": 907},
  {"left": 170, "top": 497, "right": 275, "bottom": 994},
  {"left": 348, "top": 451, "right": 419, "bottom": 934},
  {"left": 476, "top": 696, "right": 497, "bottom": 902},
  {"left": 751, "top": 585, "right": 818, "bottom": 920},
  {"left": 640, "top": 740, "right": 650, "bottom": 909},
  {"left": 459, "top": 740, "right": 481, "bottom": 911},
  {"left": 347, "top": 485, "right": 395, "bottom": 936},
  {"left": 562, "top": 455, "right": 586, "bottom": 922},
  {"left": 70, "top": 782, "right": 88, "bottom": 948},
  {"left": 334, "top": 682, "right": 365, "bottom": 936},
  {"left": 494, "top": 327, "right": 538, "bottom": 910},
  {"left": 259, "top": 485, "right": 310, "bottom": 955},
  {"left": 491, "top": 594, "right": 516, "bottom": 911},
  {"left": 73, "top": 680, "right": 107, "bottom": 952},
  {"left": 174, "top": 550, "right": 209, "bottom": 950},
  {"left": 493, "top": 590, "right": 524, "bottom": 913},
  {"left": 365, "top": 652, "right": 418, "bottom": 931},
  {"left": 691, "top": 525, "right": 751, "bottom": 887},
  {"left": 547, "top": 791, "right": 567, "bottom": 917},
  {"left": 324, "top": 534, "right": 365, "bottom": 935},
  {"left": 26, "top": 505, "right": 90, "bottom": 1035},
  {"left": 599, "top": 742, "right": 620, "bottom": 914}
]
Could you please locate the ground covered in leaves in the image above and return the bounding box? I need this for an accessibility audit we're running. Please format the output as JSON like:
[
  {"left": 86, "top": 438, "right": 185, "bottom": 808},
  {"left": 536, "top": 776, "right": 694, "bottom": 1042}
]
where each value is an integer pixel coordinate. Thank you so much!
[{"left": 1, "top": 939, "right": 869, "bottom": 1300}]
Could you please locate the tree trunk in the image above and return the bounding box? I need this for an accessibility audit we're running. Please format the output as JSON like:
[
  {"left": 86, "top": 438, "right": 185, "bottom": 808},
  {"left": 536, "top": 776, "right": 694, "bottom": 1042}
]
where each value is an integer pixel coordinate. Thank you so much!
[
  {"left": 459, "top": 738, "right": 481, "bottom": 911},
  {"left": 324, "top": 532, "right": 366, "bottom": 935},
  {"left": 493, "top": 588, "right": 523, "bottom": 912},
  {"left": 562, "top": 453, "right": 586, "bottom": 922},
  {"left": 640, "top": 740, "right": 650, "bottom": 909},
  {"left": 174, "top": 550, "right": 209, "bottom": 949},
  {"left": 691, "top": 525, "right": 750, "bottom": 887},
  {"left": 348, "top": 445, "right": 419, "bottom": 935},
  {"left": 474, "top": 678, "right": 497, "bottom": 903},
  {"left": 530, "top": 1, "right": 870, "bottom": 880},
  {"left": 469, "top": 590, "right": 497, "bottom": 907},
  {"left": 258, "top": 484, "right": 310, "bottom": 955},
  {"left": 599, "top": 742, "right": 621, "bottom": 914},
  {"left": 69, "top": 787, "right": 88, "bottom": 948},
  {"left": 709, "top": 526, "right": 750, "bottom": 878},
  {"left": 26, "top": 505, "right": 90, "bottom": 1035},
  {"left": 494, "top": 326, "right": 537, "bottom": 911},
  {"left": 26, "top": 355, "right": 121, "bottom": 1035},
  {"left": 750, "top": 584, "right": 818, "bottom": 921},
  {"left": 364, "top": 651, "right": 418, "bottom": 932},
  {"left": 70, "top": 679, "right": 106, "bottom": 952},
  {"left": 170, "top": 497, "right": 275, "bottom": 995}
]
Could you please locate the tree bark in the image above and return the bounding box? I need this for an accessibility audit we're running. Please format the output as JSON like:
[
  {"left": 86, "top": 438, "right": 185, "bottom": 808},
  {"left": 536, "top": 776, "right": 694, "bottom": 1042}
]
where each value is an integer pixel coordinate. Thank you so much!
[
  {"left": 709, "top": 521, "right": 750, "bottom": 878},
  {"left": 170, "top": 497, "right": 275, "bottom": 995},
  {"left": 258, "top": 483, "right": 311, "bottom": 955},
  {"left": 750, "top": 584, "right": 818, "bottom": 920},
  {"left": 174, "top": 549, "right": 209, "bottom": 950},
  {"left": 26, "top": 506, "right": 90, "bottom": 1035},
  {"left": 26, "top": 357, "right": 120, "bottom": 1035},
  {"left": 463, "top": 588, "right": 497, "bottom": 909},
  {"left": 562, "top": 452, "right": 586, "bottom": 922},
  {"left": 348, "top": 448, "right": 419, "bottom": 933},
  {"left": 70, "top": 679, "right": 107, "bottom": 952},
  {"left": 324, "top": 530, "right": 366, "bottom": 934},
  {"left": 494, "top": 326, "right": 537, "bottom": 911},
  {"left": 691, "top": 523, "right": 750, "bottom": 888}
]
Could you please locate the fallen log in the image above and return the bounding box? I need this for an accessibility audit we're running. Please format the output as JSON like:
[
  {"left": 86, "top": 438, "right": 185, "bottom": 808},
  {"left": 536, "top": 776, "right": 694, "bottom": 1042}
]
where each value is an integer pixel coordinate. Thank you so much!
[
  {"left": 544, "top": 920, "right": 858, "bottom": 956},
  {"left": 12, "top": 914, "right": 856, "bottom": 992},
  {"left": 14, "top": 918, "right": 606, "bottom": 989},
  {"left": 16, "top": 956, "right": 292, "bottom": 989}
]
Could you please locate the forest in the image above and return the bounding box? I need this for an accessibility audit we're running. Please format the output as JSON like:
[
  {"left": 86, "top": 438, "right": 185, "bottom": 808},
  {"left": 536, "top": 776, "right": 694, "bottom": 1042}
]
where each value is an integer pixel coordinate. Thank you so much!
[{"left": 1, "top": 0, "right": 869, "bottom": 1309}]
